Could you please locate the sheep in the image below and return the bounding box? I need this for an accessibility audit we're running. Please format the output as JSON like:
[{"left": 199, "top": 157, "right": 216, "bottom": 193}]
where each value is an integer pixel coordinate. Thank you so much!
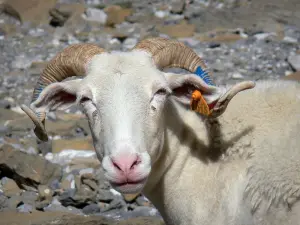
[{"left": 21, "top": 37, "right": 300, "bottom": 225}]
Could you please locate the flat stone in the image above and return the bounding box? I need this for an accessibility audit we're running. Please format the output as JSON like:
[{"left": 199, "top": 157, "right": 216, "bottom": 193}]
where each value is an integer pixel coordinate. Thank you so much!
[
  {"left": 0, "top": 108, "right": 25, "bottom": 122},
  {"left": 288, "top": 54, "right": 300, "bottom": 71},
  {"left": 84, "top": 7, "right": 107, "bottom": 24},
  {"left": 283, "top": 71, "right": 300, "bottom": 81},
  {"left": 52, "top": 137, "right": 94, "bottom": 153},
  {"left": 0, "top": 144, "right": 62, "bottom": 187},
  {"left": 2, "top": 0, "right": 57, "bottom": 25},
  {"left": 7, "top": 195, "right": 23, "bottom": 210},
  {"left": 156, "top": 20, "right": 195, "bottom": 38},
  {"left": 104, "top": 5, "right": 132, "bottom": 26},
  {"left": 20, "top": 191, "right": 39, "bottom": 205},
  {"left": 17, "top": 203, "right": 34, "bottom": 213},
  {"left": 1, "top": 177, "right": 22, "bottom": 197},
  {"left": 0, "top": 193, "right": 9, "bottom": 212}
]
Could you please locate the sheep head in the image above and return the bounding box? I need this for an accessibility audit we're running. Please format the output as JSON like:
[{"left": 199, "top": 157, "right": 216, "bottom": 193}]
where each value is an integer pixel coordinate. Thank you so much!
[{"left": 21, "top": 38, "right": 254, "bottom": 195}]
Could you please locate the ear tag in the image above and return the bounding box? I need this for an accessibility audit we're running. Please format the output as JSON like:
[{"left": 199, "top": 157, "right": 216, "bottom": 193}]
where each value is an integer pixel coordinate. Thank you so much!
[
  {"left": 190, "top": 90, "right": 212, "bottom": 116},
  {"left": 190, "top": 66, "right": 215, "bottom": 116}
]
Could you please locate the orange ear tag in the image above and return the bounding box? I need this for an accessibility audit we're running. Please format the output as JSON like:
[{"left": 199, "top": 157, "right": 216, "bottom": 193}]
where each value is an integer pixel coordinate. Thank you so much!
[{"left": 190, "top": 90, "right": 212, "bottom": 116}]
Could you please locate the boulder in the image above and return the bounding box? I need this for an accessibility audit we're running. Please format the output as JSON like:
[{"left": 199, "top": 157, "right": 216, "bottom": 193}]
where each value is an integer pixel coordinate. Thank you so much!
[
  {"left": 104, "top": 5, "right": 132, "bottom": 26},
  {"left": 0, "top": 144, "right": 62, "bottom": 188},
  {"left": 2, "top": 0, "right": 57, "bottom": 25}
]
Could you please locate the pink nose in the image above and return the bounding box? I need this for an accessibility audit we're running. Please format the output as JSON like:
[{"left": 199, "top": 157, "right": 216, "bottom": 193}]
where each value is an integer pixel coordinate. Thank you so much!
[{"left": 111, "top": 154, "right": 141, "bottom": 174}]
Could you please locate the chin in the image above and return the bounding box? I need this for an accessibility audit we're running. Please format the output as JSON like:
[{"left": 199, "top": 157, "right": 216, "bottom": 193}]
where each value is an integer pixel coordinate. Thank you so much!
[{"left": 110, "top": 178, "right": 148, "bottom": 194}]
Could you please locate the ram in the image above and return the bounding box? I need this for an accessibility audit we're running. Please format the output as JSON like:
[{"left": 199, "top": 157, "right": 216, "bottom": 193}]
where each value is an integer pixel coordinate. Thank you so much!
[{"left": 21, "top": 38, "right": 300, "bottom": 225}]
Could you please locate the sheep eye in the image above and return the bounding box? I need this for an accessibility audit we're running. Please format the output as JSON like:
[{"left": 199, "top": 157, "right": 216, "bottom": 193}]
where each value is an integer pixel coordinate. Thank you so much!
[
  {"left": 79, "top": 96, "right": 91, "bottom": 104},
  {"left": 155, "top": 88, "right": 168, "bottom": 96}
]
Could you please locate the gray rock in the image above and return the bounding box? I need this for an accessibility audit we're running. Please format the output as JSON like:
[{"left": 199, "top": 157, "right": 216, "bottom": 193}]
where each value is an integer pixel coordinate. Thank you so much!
[
  {"left": 122, "top": 38, "right": 138, "bottom": 50},
  {"left": 283, "top": 36, "right": 298, "bottom": 44},
  {"left": 44, "top": 203, "right": 83, "bottom": 215},
  {"left": 21, "top": 191, "right": 39, "bottom": 205},
  {"left": 7, "top": 195, "right": 23, "bottom": 210},
  {"left": 1, "top": 177, "right": 22, "bottom": 197},
  {"left": 49, "top": 179, "right": 61, "bottom": 191},
  {"left": 0, "top": 193, "right": 8, "bottom": 212},
  {"left": 171, "top": 0, "right": 185, "bottom": 13},
  {"left": 136, "top": 195, "right": 151, "bottom": 207},
  {"left": 97, "top": 190, "right": 115, "bottom": 203},
  {"left": 59, "top": 186, "right": 97, "bottom": 208},
  {"left": 0, "top": 144, "right": 63, "bottom": 188},
  {"left": 288, "top": 54, "right": 300, "bottom": 71},
  {"left": 82, "top": 203, "right": 101, "bottom": 214},
  {"left": 35, "top": 200, "right": 50, "bottom": 210},
  {"left": 17, "top": 203, "right": 34, "bottom": 213},
  {"left": 0, "top": 99, "right": 13, "bottom": 109},
  {"left": 84, "top": 8, "right": 107, "bottom": 24},
  {"left": 38, "top": 185, "right": 53, "bottom": 201}
]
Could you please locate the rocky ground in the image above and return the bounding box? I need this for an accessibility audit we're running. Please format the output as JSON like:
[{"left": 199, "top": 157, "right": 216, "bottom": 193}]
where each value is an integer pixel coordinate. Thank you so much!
[{"left": 0, "top": 0, "right": 299, "bottom": 224}]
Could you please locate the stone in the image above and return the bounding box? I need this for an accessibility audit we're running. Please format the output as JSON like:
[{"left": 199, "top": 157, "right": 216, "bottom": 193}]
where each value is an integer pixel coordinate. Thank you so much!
[
  {"left": 82, "top": 203, "right": 101, "bottom": 214},
  {"left": 61, "top": 174, "right": 75, "bottom": 190},
  {"left": 170, "top": 0, "right": 185, "bottom": 13},
  {"left": 1, "top": 177, "right": 21, "bottom": 197},
  {"left": 38, "top": 185, "right": 53, "bottom": 202},
  {"left": 45, "top": 150, "right": 97, "bottom": 166},
  {"left": 231, "top": 72, "right": 244, "bottom": 79},
  {"left": 283, "top": 71, "right": 300, "bottom": 81},
  {"left": 288, "top": 54, "right": 300, "bottom": 71},
  {"left": 123, "top": 38, "right": 138, "bottom": 50},
  {"left": 82, "top": 177, "right": 98, "bottom": 191},
  {"left": 7, "top": 195, "right": 23, "bottom": 210},
  {"left": 2, "top": 0, "right": 58, "bottom": 25},
  {"left": 196, "top": 29, "right": 245, "bottom": 43},
  {"left": 156, "top": 20, "right": 195, "bottom": 38},
  {"left": 59, "top": 186, "right": 97, "bottom": 208},
  {"left": 154, "top": 10, "right": 170, "bottom": 19},
  {"left": 50, "top": 3, "right": 86, "bottom": 30},
  {"left": 83, "top": 7, "right": 107, "bottom": 24},
  {"left": 104, "top": 5, "right": 132, "bottom": 26},
  {"left": 282, "top": 36, "right": 298, "bottom": 44},
  {"left": 0, "top": 193, "right": 8, "bottom": 212},
  {"left": 17, "top": 203, "right": 34, "bottom": 213},
  {"left": 21, "top": 191, "right": 39, "bottom": 205},
  {"left": 0, "top": 144, "right": 62, "bottom": 187},
  {"left": 52, "top": 137, "right": 95, "bottom": 153},
  {"left": 0, "top": 108, "right": 24, "bottom": 121},
  {"left": 35, "top": 200, "right": 50, "bottom": 210},
  {"left": 97, "top": 190, "right": 115, "bottom": 203},
  {"left": 136, "top": 195, "right": 152, "bottom": 207}
]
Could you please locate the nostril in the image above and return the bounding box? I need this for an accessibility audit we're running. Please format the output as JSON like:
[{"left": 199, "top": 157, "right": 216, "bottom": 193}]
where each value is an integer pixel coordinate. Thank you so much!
[
  {"left": 112, "top": 161, "right": 122, "bottom": 171},
  {"left": 130, "top": 158, "right": 141, "bottom": 170}
]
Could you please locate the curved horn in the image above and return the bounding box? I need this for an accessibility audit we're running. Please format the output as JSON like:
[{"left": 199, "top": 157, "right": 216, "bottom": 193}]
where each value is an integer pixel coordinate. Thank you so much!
[
  {"left": 21, "top": 43, "right": 106, "bottom": 142},
  {"left": 133, "top": 37, "right": 213, "bottom": 85}
]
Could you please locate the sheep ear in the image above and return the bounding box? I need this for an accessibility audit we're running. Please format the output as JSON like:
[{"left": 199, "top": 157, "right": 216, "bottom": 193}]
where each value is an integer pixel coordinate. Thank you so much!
[
  {"left": 30, "top": 79, "right": 82, "bottom": 113},
  {"left": 165, "top": 73, "right": 255, "bottom": 117},
  {"left": 165, "top": 73, "right": 224, "bottom": 106}
]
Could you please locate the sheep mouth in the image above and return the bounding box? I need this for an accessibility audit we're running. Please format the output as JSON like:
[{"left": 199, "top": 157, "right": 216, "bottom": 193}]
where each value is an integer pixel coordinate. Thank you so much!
[
  {"left": 110, "top": 178, "right": 148, "bottom": 194},
  {"left": 110, "top": 177, "right": 147, "bottom": 186}
]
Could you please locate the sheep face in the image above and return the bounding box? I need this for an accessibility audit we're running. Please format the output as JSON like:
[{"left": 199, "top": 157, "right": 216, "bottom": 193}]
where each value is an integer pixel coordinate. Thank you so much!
[{"left": 81, "top": 51, "right": 170, "bottom": 193}]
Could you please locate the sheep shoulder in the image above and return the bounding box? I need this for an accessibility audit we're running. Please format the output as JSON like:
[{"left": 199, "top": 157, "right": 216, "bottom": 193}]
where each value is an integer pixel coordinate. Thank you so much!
[{"left": 218, "top": 80, "right": 300, "bottom": 215}]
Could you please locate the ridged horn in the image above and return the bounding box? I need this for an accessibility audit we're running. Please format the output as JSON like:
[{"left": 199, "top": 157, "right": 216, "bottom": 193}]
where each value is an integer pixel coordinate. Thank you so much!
[
  {"left": 133, "top": 37, "right": 213, "bottom": 85},
  {"left": 21, "top": 43, "right": 106, "bottom": 142}
]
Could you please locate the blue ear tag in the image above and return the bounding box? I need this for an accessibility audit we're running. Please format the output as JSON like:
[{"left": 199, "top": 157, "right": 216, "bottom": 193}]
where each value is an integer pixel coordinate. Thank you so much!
[{"left": 194, "top": 66, "right": 215, "bottom": 86}]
